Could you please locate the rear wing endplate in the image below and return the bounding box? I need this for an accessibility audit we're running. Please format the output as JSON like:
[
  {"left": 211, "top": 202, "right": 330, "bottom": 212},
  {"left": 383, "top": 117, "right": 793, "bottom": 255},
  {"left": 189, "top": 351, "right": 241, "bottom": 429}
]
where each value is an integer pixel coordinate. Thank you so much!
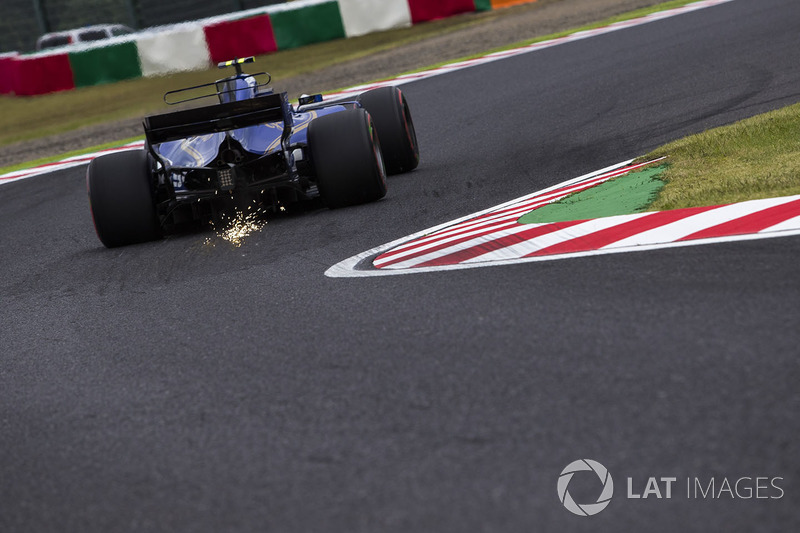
[{"left": 144, "top": 92, "right": 292, "bottom": 146}]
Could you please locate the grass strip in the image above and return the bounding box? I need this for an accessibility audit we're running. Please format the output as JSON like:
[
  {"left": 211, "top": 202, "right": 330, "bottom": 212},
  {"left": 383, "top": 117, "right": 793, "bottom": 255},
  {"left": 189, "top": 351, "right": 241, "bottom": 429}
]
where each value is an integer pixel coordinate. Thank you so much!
[
  {"left": 515, "top": 101, "right": 800, "bottom": 222},
  {"left": 638, "top": 102, "right": 800, "bottom": 210}
]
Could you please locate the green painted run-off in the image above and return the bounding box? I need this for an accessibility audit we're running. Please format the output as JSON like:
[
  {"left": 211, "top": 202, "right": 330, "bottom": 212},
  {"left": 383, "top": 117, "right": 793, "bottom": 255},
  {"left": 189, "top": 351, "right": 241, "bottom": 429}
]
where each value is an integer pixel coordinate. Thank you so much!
[{"left": 519, "top": 165, "right": 667, "bottom": 224}]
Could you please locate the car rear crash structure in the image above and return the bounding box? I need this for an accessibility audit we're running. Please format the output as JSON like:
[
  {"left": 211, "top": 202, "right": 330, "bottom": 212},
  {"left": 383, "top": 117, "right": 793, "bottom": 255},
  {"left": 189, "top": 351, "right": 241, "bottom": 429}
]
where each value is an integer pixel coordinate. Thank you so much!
[{"left": 87, "top": 57, "right": 419, "bottom": 248}]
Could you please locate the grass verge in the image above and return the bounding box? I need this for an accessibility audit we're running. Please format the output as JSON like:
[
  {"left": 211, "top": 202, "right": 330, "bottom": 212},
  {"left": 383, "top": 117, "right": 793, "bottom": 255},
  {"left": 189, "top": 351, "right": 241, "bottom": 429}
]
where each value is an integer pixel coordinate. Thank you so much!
[{"left": 637, "top": 102, "right": 800, "bottom": 210}]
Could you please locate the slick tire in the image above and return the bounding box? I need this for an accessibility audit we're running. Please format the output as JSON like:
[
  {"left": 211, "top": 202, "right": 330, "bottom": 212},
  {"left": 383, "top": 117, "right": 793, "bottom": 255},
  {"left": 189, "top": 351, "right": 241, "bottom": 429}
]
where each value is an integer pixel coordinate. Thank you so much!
[
  {"left": 356, "top": 86, "right": 419, "bottom": 175},
  {"left": 87, "top": 149, "right": 162, "bottom": 248},
  {"left": 308, "top": 108, "right": 387, "bottom": 208}
]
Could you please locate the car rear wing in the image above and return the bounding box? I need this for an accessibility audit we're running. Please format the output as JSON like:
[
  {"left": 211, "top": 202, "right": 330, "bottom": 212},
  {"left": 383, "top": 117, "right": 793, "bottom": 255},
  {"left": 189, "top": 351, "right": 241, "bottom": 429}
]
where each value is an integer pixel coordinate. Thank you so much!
[{"left": 143, "top": 92, "right": 293, "bottom": 146}]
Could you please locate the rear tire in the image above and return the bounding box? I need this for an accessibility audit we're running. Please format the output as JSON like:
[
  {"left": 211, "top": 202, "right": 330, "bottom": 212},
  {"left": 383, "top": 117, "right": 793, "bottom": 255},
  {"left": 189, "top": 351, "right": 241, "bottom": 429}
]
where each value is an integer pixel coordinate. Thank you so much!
[
  {"left": 87, "top": 149, "right": 161, "bottom": 248},
  {"left": 356, "top": 86, "right": 419, "bottom": 175},
  {"left": 308, "top": 108, "right": 387, "bottom": 208}
]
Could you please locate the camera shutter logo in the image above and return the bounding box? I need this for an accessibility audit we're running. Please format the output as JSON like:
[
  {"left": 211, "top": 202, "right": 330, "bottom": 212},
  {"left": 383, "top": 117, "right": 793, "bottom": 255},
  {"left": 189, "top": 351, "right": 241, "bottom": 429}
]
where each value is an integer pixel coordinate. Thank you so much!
[{"left": 557, "top": 459, "right": 614, "bottom": 516}]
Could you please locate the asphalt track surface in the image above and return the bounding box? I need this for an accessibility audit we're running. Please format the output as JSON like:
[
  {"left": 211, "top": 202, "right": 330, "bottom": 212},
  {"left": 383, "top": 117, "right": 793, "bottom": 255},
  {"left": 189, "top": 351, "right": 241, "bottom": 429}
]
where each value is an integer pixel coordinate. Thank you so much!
[{"left": 2, "top": 1, "right": 799, "bottom": 530}]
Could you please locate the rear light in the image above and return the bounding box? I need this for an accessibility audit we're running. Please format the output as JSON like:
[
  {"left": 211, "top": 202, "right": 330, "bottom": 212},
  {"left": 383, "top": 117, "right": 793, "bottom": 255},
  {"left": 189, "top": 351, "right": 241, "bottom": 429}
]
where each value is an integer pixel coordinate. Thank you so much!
[{"left": 217, "top": 168, "right": 234, "bottom": 191}]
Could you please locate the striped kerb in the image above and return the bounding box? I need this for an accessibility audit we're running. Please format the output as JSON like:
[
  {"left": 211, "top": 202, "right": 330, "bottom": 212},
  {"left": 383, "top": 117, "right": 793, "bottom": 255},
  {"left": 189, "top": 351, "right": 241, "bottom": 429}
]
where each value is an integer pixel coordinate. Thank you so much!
[{"left": 373, "top": 160, "right": 800, "bottom": 270}]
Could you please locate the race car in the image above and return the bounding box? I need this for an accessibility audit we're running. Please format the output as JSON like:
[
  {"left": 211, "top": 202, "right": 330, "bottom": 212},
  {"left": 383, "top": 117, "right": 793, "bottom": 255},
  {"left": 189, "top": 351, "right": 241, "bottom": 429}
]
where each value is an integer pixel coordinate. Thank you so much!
[{"left": 87, "top": 56, "right": 419, "bottom": 248}]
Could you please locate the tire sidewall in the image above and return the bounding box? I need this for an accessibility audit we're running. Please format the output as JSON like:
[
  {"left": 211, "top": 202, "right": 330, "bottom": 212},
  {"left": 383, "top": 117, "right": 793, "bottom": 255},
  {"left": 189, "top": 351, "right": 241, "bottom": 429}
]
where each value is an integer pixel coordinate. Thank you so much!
[
  {"left": 308, "top": 108, "right": 387, "bottom": 208},
  {"left": 357, "top": 86, "right": 419, "bottom": 175},
  {"left": 87, "top": 150, "right": 161, "bottom": 247}
]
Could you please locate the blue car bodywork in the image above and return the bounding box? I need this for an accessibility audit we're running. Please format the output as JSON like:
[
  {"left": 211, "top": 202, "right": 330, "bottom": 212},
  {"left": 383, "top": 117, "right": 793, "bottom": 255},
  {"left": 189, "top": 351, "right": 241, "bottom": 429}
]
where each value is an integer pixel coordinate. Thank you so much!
[
  {"left": 154, "top": 75, "right": 345, "bottom": 193},
  {"left": 143, "top": 64, "right": 363, "bottom": 227},
  {"left": 87, "top": 56, "right": 418, "bottom": 247}
]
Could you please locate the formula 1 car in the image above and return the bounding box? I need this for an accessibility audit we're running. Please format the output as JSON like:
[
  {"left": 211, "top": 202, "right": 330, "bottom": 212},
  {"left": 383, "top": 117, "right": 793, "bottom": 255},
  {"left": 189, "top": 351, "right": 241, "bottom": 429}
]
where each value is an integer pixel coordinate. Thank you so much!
[{"left": 87, "top": 56, "right": 419, "bottom": 247}]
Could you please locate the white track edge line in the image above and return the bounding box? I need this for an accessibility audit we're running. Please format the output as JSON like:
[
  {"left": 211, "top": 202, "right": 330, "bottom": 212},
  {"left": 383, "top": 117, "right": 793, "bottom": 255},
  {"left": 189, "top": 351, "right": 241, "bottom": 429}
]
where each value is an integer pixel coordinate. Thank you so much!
[{"left": 326, "top": 228, "right": 800, "bottom": 278}]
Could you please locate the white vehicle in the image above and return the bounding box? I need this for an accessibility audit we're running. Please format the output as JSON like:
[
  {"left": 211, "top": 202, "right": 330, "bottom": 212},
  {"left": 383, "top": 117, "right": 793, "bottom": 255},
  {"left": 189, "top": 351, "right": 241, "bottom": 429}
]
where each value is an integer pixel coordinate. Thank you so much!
[{"left": 35, "top": 24, "right": 134, "bottom": 51}]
